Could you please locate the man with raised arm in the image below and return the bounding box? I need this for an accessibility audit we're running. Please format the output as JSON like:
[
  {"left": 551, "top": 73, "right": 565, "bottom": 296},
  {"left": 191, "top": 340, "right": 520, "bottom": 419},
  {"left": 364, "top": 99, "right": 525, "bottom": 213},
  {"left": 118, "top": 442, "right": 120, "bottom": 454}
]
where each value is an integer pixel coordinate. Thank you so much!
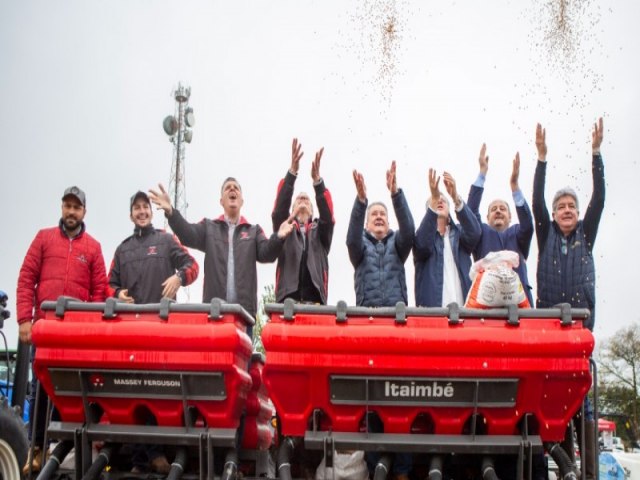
[
  {"left": 466, "top": 145, "right": 534, "bottom": 306},
  {"left": 149, "top": 178, "right": 294, "bottom": 324},
  {"left": 272, "top": 138, "right": 334, "bottom": 304},
  {"left": 532, "top": 118, "right": 605, "bottom": 480},
  {"left": 346, "top": 161, "right": 415, "bottom": 480},
  {"left": 414, "top": 170, "right": 481, "bottom": 307}
]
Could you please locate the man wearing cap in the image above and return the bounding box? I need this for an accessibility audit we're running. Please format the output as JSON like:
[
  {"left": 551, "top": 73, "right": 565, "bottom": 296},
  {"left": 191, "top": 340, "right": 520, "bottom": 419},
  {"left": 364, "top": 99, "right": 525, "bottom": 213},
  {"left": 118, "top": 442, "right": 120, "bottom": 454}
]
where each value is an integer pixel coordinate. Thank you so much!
[
  {"left": 149, "top": 178, "right": 294, "bottom": 326},
  {"left": 108, "top": 191, "right": 198, "bottom": 474},
  {"left": 532, "top": 119, "right": 605, "bottom": 480},
  {"left": 17, "top": 186, "right": 108, "bottom": 474},
  {"left": 109, "top": 191, "right": 199, "bottom": 305}
]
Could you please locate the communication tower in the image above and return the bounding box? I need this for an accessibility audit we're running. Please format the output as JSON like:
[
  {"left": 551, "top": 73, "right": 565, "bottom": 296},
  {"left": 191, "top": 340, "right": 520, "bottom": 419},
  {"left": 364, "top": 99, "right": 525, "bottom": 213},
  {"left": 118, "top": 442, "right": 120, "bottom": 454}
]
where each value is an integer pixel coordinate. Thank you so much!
[{"left": 162, "top": 83, "right": 195, "bottom": 218}]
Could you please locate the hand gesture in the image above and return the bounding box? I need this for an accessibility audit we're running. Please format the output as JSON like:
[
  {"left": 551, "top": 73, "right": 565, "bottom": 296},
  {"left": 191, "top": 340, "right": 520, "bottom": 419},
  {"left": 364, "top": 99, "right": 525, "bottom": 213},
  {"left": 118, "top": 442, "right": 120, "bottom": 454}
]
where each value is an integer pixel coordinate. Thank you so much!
[
  {"left": 592, "top": 117, "right": 604, "bottom": 152},
  {"left": 161, "top": 275, "right": 181, "bottom": 300},
  {"left": 386, "top": 160, "right": 398, "bottom": 195},
  {"left": 443, "top": 171, "right": 458, "bottom": 201},
  {"left": 277, "top": 214, "right": 296, "bottom": 239},
  {"left": 353, "top": 170, "right": 367, "bottom": 203},
  {"left": 290, "top": 138, "right": 303, "bottom": 175},
  {"left": 428, "top": 168, "right": 441, "bottom": 201},
  {"left": 311, "top": 147, "right": 323, "bottom": 183},
  {"left": 535, "top": 123, "right": 547, "bottom": 161},
  {"left": 478, "top": 143, "right": 489, "bottom": 176},
  {"left": 510, "top": 152, "right": 520, "bottom": 192},
  {"left": 118, "top": 288, "right": 135, "bottom": 304},
  {"left": 148, "top": 184, "right": 174, "bottom": 216}
]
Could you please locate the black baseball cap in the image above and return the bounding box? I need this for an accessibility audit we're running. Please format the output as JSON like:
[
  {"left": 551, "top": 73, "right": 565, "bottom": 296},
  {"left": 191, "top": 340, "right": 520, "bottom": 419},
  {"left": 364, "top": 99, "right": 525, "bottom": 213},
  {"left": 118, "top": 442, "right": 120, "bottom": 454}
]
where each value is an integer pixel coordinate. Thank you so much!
[{"left": 62, "top": 186, "right": 86, "bottom": 206}]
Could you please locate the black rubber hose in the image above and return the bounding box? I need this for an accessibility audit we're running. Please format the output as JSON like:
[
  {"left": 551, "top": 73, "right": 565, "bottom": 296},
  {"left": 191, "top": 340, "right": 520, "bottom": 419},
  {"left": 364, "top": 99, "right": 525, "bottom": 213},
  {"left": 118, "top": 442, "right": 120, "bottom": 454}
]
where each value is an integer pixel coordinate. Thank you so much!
[
  {"left": 35, "top": 440, "right": 74, "bottom": 480},
  {"left": 547, "top": 442, "right": 578, "bottom": 480},
  {"left": 373, "top": 453, "right": 393, "bottom": 480},
  {"left": 277, "top": 436, "right": 298, "bottom": 480},
  {"left": 80, "top": 444, "right": 116, "bottom": 480},
  {"left": 167, "top": 447, "right": 188, "bottom": 480},
  {"left": 428, "top": 455, "right": 443, "bottom": 480},
  {"left": 481, "top": 456, "right": 500, "bottom": 480},
  {"left": 221, "top": 448, "right": 238, "bottom": 480}
]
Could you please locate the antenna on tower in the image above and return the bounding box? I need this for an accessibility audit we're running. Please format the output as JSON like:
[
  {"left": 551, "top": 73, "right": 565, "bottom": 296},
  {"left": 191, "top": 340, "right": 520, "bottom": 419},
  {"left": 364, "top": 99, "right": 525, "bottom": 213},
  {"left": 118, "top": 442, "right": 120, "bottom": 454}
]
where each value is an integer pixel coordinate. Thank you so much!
[{"left": 163, "top": 83, "right": 195, "bottom": 218}]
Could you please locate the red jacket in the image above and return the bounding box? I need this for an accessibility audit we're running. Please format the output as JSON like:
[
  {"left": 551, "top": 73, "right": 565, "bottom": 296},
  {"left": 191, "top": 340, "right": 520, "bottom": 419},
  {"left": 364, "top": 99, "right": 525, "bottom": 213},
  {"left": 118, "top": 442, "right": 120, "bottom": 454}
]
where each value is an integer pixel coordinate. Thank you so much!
[{"left": 16, "top": 221, "right": 108, "bottom": 324}]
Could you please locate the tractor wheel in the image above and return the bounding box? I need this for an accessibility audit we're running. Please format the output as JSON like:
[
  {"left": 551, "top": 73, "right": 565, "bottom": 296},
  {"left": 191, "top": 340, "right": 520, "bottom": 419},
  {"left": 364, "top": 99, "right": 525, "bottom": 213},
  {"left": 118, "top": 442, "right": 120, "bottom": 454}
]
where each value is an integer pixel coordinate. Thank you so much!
[{"left": 0, "top": 396, "right": 28, "bottom": 480}]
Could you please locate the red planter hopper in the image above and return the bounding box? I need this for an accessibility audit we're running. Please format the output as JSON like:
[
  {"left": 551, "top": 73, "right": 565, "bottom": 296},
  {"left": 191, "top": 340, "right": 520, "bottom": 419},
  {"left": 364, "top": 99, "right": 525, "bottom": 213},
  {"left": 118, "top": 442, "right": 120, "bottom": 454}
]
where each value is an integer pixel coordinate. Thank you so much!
[
  {"left": 262, "top": 302, "right": 593, "bottom": 443},
  {"left": 32, "top": 298, "right": 253, "bottom": 430}
]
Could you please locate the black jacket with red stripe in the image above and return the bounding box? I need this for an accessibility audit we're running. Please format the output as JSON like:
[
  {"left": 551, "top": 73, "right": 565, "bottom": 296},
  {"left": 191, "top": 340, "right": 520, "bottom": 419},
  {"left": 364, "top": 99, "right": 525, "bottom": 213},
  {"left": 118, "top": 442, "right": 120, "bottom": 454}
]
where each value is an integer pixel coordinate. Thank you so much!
[{"left": 109, "top": 225, "right": 199, "bottom": 304}]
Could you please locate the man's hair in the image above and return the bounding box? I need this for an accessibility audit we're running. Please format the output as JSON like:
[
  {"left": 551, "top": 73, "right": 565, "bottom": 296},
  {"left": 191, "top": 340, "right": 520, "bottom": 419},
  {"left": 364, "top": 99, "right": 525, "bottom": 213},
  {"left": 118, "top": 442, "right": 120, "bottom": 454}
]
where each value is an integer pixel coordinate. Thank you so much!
[
  {"left": 487, "top": 199, "right": 511, "bottom": 216},
  {"left": 366, "top": 201, "right": 388, "bottom": 217},
  {"left": 552, "top": 187, "right": 579, "bottom": 212},
  {"left": 220, "top": 177, "right": 242, "bottom": 195}
]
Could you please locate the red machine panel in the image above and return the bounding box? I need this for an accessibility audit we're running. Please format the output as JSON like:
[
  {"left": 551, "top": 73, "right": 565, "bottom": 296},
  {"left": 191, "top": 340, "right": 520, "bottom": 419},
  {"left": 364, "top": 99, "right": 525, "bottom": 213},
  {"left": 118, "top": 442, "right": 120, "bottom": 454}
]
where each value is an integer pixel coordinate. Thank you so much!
[
  {"left": 32, "top": 299, "right": 253, "bottom": 430},
  {"left": 262, "top": 304, "right": 594, "bottom": 442}
]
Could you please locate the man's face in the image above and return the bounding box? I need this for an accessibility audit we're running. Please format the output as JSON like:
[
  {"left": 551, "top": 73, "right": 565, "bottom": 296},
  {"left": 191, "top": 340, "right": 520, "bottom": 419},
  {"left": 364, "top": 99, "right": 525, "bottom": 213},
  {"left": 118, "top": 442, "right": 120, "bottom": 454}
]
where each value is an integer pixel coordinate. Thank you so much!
[
  {"left": 220, "top": 180, "right": 244, "bottom": 215},
  {"left": 434, "top": 196, "right": 450, "bottom": 218},
  {"left": 487, "top": 200, "right": 511, "bottom": 232},
  {"left": 552, "top": 195, "right": 579, "bottom": 235},
  {"left": 61, "top": 197, "right": 86, "bottom": 231},
  {"left": 366, "top": 204, "right": 389, "bottom": 240},
  {"left": 293, "top": 193, "right": 313, "bottom": 220},
  {"left": 130, "top": 198, "right": 152, "bottom": 228}
]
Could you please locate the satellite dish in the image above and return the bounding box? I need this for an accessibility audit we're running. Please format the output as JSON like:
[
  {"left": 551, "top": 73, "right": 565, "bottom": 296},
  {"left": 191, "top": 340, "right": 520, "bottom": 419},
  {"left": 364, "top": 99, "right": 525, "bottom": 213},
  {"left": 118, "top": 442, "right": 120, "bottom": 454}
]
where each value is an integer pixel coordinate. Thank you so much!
[
  {"left": 184, "top": 129, "right": 193, "bottom": 143},
  {"left": 163, "top": 115, "right": 178, "bottom": 136},
  {"left": 185, "top": 107, "right": 195, "bottom": 127}
]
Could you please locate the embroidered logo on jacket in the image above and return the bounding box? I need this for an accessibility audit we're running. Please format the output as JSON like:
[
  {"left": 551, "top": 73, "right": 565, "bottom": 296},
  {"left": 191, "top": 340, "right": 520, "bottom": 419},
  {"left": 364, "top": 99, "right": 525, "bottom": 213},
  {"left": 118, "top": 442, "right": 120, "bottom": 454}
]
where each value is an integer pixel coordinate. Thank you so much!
[
  {"left": 240, "top": 232, "right": 250, "bottom": 240},
  {"left": 147, "top": 246, "right": 158, "bottom": 255},
  {"left": 76, "top": 254, "right": 88, "bottom": 264}
]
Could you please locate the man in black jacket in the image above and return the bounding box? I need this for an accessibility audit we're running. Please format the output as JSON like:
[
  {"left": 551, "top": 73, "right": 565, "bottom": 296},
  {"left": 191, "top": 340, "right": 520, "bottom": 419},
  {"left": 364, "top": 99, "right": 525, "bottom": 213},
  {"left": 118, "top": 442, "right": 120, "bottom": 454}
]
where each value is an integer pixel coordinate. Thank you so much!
[
  {"left": 108, "top": 191, "right": 199, "bottom": 474},
  {"left": 149, "top": 178, "right": 293, "bottom": 320},
  {"left": 109, "top": 191, "right": 199, "bottom": 304},
  {"left": 272, "top": 138, "right": 334, "bottom": 304}
]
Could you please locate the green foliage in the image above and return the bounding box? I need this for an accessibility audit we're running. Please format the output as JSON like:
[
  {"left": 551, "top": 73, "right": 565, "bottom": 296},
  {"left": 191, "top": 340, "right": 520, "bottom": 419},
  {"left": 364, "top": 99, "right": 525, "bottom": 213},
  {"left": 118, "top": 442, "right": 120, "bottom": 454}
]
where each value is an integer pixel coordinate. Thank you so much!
[
  {"left": 596, "top": 321, "right": 640, "bottom": 445},
  {"left": 253, "top": 284, "right": 275, "bottom": 354}
]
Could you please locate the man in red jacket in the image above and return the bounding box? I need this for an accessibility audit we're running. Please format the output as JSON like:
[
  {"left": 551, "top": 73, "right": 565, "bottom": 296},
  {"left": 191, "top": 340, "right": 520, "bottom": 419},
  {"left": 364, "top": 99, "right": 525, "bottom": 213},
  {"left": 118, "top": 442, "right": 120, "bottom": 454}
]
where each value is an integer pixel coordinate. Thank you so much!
[{"left": 17, "top": 186, "right": 108, "bottom": 474}]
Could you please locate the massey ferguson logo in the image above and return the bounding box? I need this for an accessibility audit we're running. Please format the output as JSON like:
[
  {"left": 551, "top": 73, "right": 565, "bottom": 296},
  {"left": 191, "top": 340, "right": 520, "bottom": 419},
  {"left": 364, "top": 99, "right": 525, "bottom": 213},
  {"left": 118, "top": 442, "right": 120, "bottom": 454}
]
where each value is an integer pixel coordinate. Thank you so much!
[
  {"left": 147, "top": 246, "right": 158, "bottom": 255},
  {"left": 384, "top": 380, "right": 454, "bottom": 399},
  {"left": 240, "top": 232, "right": 250, "bottom": 240}
]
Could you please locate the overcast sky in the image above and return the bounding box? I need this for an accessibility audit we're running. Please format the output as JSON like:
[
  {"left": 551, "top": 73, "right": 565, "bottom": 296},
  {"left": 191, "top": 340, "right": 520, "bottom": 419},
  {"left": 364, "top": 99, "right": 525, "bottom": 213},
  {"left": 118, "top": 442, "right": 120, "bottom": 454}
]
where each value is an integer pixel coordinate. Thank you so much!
[{"left": 1, "top": 0, "right": 637, "bottom": 348}]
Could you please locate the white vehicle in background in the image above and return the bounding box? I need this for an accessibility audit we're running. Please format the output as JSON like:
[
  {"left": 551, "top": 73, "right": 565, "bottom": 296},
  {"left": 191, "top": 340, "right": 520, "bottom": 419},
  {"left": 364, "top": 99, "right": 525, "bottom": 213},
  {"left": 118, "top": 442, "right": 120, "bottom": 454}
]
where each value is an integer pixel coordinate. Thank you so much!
[{"left": 612, "top": 436, "right": 625, "bottom": 452}]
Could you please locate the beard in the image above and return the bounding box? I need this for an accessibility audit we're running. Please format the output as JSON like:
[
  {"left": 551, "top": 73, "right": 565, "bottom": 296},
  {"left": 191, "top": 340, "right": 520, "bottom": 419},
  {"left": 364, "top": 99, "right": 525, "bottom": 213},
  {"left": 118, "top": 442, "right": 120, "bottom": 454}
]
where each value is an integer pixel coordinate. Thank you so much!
[{"left": 63, "top": 216, "right": 81, "bottom": 231}]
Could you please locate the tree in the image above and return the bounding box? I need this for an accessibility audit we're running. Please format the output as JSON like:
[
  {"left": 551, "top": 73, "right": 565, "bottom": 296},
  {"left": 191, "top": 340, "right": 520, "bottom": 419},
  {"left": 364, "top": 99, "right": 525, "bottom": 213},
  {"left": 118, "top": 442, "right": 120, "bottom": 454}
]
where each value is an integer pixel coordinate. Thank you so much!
[
  {"left": 596, "top": 321, "right": 640, "bottom": 445},
  {"left": 253, "top": 284, "right": 275, "bottom": 354}
]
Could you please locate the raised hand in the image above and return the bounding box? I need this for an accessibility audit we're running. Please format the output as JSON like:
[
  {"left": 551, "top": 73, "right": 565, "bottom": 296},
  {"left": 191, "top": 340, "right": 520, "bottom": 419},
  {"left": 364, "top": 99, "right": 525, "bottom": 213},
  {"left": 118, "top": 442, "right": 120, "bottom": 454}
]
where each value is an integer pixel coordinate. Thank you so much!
[
  {"left": 311, "top": 147, "right": 324, "bottom": 183},
  {"left": 510, "top": 152, "right": 521, "bottom": 192},
  {"left": 386, "top": 160, "right": 398, "bottom": 195},
  {"left": 443, "top": 171, "right": 458, "bottom": 201},
  {"left": 353, "top": 170, "right": 367, "bottom": 203},
  {"left": 536, "top": 123, "right": 547, "bottom": 161},
  {"left": 592, "top": 117, "right": 604, "bottom": 152},
  {"left": 290, "top": 138, "right": 304, "bottom": 175},
  {"left": 428, "top": 168, "right": 441, "bottom": 200},
  {"left": 148, "top": 183, "right": 173, "bottom": 216},
  {"left": 478, "top": 143, "right": 489, "bottom": 176},
  {"left": 277, "top": 215, "right": 296, "bottom": 239}
]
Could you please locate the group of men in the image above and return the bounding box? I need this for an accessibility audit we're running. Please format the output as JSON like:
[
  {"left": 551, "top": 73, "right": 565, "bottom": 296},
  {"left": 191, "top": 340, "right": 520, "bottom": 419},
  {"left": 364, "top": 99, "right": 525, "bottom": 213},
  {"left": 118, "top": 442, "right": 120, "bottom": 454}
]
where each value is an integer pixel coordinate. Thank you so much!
[{"left": 15, "top": 119, "right": 605, "bottom": 478}]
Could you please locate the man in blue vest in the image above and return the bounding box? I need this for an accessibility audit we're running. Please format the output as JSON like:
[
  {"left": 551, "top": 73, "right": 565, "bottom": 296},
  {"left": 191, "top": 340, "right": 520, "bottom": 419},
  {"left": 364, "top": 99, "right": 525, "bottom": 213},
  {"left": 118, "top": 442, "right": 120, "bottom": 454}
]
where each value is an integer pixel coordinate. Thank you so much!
[{"left": 532, "top": 118, "right": 605, "bottom": 480}]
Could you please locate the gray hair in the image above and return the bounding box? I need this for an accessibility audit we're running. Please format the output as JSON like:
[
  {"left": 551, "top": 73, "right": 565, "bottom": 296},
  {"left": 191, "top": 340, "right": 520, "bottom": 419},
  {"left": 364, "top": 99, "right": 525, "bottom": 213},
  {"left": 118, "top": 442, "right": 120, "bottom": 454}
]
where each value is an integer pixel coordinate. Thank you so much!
[
  {"left": 552, "top": 187, "right": 579, "bottom": 212},
  {"left": 366, "top": 201, "right": 388, "bottom": 217},
  {"left": 220, "top": 177, "right": 242, "bottom": 195}
]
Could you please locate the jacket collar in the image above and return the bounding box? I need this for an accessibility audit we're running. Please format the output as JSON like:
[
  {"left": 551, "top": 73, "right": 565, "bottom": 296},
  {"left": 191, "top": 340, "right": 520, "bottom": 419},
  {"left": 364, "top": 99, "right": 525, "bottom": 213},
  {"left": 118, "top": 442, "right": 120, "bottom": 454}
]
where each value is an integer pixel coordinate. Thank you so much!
[
  {"left": 133, "top": 224, "right": 155, "bottom": 237},
  {"left": 58, "top": 219, "right": 85, "bottom": 239}
]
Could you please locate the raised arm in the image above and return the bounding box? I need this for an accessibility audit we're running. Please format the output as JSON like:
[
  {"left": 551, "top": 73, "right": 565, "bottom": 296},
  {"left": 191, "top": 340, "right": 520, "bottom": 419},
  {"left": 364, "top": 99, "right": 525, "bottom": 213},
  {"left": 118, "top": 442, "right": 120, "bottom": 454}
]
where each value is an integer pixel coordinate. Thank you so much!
[
  {"left": 388, "top": 161, "right": 415, "bottom": 261},
  {"left": 511, "top": 153, "right": 534, "bottom": 258},
  {"left": 583, "top": 117, "right": 606, "bottom": 249},
  {"left": 446, "top": 172, "right": 481, "bottom": 250},
  {"left": 312, "top": 147, "right": 335, "bottom": 251},
  {"left": 272, "top": 138, "right": 302, "bottom": 230},
  {"left": 414, "top": 169, "right": 440, "bottom": 260},
  {"left": 467, "top": 143, "right": 488, "bottom": 220},
  {"left": 532, "top": 123, "right": 551, "bottom": 252},
  {"left": 346, "top": 170, "right": 367, "bottom": 267}
]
